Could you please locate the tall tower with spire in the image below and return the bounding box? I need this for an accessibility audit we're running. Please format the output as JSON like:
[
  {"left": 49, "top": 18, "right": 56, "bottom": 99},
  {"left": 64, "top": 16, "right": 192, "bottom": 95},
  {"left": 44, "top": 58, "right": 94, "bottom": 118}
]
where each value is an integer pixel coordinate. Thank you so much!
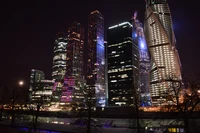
[
  {"left": 144, "top": 0, "right": 182, "bottom": 105},
  {"left": 132, "top": 11, "right": 151, "bottom": 106}
]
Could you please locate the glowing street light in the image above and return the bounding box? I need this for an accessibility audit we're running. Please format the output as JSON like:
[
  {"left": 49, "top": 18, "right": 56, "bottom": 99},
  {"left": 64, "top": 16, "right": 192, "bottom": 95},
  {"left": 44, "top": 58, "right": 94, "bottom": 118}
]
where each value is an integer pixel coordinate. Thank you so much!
[
  {"left": 18, "top": 81, "right": 24, "bottom": 86},
  {"left": 198, "top": 90, "right": 200, "bottom": 93}
]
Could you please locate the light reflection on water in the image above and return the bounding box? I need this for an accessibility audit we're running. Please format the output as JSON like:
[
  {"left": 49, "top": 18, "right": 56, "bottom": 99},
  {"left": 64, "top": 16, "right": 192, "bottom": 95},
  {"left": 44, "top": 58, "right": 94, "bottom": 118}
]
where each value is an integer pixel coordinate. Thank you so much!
[{"left": 18, "top": 127, "right": 68, "bottom": 133}]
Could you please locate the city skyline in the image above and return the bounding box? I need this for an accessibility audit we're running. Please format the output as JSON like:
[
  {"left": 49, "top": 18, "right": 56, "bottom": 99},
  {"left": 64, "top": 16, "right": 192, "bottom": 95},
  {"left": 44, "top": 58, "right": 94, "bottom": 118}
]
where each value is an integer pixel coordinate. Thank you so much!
[{"left": 1, "top": 0, "right": 199, "bottom": 88}]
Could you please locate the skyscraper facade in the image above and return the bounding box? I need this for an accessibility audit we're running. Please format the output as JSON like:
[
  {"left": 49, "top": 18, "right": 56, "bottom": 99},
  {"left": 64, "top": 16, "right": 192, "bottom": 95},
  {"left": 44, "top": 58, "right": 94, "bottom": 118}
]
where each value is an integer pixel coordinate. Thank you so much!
[
  {"left": 52, "top": 32, "right": 67, "bottom": 81},
  {"left": 29, "top": 69, "right": 45, "bottom": 102},
  {"left": 144, "top": 0, "right": 182, "bottom": 105},
  {"left": 60, "top": 22, "right": 85, "bottom": 106},
  {"left": 66, "top": 22, "right": 84, "bottom": 78},
  {"left": 107, "top": 22, "right": 139, "bottom": 106},
  {"left": 132, "top": 12, "right": 151, "bottom": 106},
  {"left": 30, "top": 69, "right": 54, "bottom": 104},
  {"left": 87, "top": 10, "right": 105, "bottom": 107},
  {"left": 51, "top": 33, "right": 67, "bottom": 106}
]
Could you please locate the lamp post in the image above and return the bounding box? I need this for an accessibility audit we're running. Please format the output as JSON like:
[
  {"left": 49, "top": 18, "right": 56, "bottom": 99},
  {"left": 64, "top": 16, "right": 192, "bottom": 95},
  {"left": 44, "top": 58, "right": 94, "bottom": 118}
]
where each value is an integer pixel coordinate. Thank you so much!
[{"left": 18, "top": 81, "right": 24, "bottom": 86}]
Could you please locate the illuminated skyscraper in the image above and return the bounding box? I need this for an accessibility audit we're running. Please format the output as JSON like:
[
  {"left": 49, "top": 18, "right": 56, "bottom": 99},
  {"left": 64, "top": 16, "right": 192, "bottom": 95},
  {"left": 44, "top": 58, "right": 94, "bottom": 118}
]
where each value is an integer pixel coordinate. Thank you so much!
[
  {"left": 30, "top": 69, "right": 54, "bottom": 104},
  {"left": 51, "top": 33, "right": 67, "bottom": 106},
  {"left": 60, "top": 22, "right": 85, "bottom": 106},
  {"left": 29, "top": 69, "right": 45, "bottom": 102},
  {"left": 132, "top": 12, "right": 151, "bottom": 106},
  {"left": 144, "top": 0, "right": 182, "bottom": 105},
  {"left": 87, "top": 10, "right": 105, "bottom": 107},
  {"left": 66, "top": 22, "right": 84, "bottom": 78},
  {"left": 52, "top": 32, "right": 67, "bottom": 81},
  {"left": 107, "top": 22, "right": 139, "bottom": 106}
]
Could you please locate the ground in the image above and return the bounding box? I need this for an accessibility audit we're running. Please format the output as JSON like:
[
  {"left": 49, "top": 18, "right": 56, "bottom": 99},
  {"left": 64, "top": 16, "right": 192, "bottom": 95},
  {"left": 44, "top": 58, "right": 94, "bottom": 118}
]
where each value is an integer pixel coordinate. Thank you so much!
[{"left": 0, "top": 124, "right": 19, "bottom": 133}]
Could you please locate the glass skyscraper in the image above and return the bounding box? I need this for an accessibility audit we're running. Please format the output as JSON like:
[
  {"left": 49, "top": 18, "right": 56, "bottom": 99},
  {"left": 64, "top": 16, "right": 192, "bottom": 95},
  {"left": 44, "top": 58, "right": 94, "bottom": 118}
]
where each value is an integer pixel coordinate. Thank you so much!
[
  {"left": 107, "top": 22, "right": 139, "bottom": 106},
  {"left": 29, "top": 69, "right": 45, "bottom": 102},
  {"left": 30, "top": 69, "right": 54, "bottom": 104},
  {"left": 144, "top": 0, "right": 182, "bottom": 105},
  {"left": 87, "top": 10, "right": 105, "bottom": 107},
  {"left": 52, "top": 32, "right": 67, "bottom": 81},
  {"left": 132, "top": 12, "right": 151, "bottom": 106},
  {"left": 51, "top": 33, "right": 67, "bottom": 106},
  {"left": 60, "top": 22, "right": 85, "bottom": 106},
  {"left": 66, "top": 22, "right": 84, "bottom": 78}
]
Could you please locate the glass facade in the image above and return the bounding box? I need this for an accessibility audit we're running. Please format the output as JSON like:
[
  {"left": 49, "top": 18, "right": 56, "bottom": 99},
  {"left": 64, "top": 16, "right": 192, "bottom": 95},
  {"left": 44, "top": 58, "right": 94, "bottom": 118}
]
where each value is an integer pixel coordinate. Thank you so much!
[
  {"left": 107, "top": 22, "right": 139, "bottom": 106},
  {"left": 30, "top": 69, "right": 54, "bottom": 104},
  {"left": 29, "top": 69, "right": 45, "bottom": 102},
  {"left": 51, "top": 33, "right": 67, "bottom": 107},
  {"left": 132, "top": 12, "right": 151, "bottom": 106},
  {"left": 61, "top": 22, "right": 85, "bottom": 106},
  {"left": 66, "top": 22, "right": 84, "bottom": 78},
  {"left": 87, "top": 10, "right": 105, "bottom": 107},
  {"left": 144, "top": 0, "right": 182, "bottom": 105},
  {"left": 52, "top": 32, "right": 67, "bottom": 81},
  {"left": 51, "top": 81, "right": 62, "bottom": 106}
]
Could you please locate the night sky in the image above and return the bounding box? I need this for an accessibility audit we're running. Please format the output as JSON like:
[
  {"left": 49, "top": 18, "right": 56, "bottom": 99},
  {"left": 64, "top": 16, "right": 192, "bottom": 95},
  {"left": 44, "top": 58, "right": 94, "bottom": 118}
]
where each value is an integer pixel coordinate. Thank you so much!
[{"left": 1, "top": 0, "right": 199, "bottom": 88}]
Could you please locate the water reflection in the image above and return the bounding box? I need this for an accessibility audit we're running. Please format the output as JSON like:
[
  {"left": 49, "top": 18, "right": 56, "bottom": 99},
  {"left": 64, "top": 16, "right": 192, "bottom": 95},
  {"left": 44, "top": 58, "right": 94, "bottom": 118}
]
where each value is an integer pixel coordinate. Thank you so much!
[{"left": 18, "top": 127, "right": 68, "bottom": 133}]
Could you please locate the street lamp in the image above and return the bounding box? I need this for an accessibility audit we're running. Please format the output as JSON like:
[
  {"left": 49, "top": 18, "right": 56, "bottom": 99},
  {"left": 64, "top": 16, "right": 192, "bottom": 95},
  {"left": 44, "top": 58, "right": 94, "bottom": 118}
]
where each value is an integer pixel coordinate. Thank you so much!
[{"left": 18, "top": 81, "right": 24, "bottom": 86}]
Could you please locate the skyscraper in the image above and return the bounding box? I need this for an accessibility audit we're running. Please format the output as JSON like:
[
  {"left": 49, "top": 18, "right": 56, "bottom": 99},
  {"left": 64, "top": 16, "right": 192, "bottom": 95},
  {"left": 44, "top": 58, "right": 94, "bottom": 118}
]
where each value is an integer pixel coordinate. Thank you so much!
[
  {"left": 29, "top": 69, "right": 45, "bottom": 102},
  {"left": 30, "top": 69, "right": 54, "bottom": 104},
  {"left": 87, "top": 10, "right": 105, "bottom": 107},
  {"left": 52, "top": 32, "right": 67, "bottom": 81},
  {"left": 66, "top": 22, "right": 84, "bottom": 78},
  {"left": 60, "top": 22, "right": 85, "bottom": 106},
  {"left": 144, "top": 0, "right": 182, "bottom": 105},
  {"left": 51, "top": 33, "right": 67, "bottom": 106},
  {"left": 107, "top": 22, "right": 139, "bottom": 106},
  {"left": 132, "top": 12, "right": 151, "bottom": 106}
]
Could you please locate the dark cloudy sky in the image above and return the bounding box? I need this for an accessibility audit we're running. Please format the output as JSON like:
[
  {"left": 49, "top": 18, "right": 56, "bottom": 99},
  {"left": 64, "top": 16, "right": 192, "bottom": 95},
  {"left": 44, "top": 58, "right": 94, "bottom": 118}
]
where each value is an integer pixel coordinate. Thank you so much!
[{"left": 1, "top": 0, "right": 199, "bottom": 88}]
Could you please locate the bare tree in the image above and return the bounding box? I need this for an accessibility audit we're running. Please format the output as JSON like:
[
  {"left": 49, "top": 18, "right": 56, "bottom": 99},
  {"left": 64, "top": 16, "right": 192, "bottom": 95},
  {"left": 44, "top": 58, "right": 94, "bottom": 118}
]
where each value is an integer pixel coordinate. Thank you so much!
[
  {"left": 72, "top": 83, "right": 99, "bottom": 133},
  {"left": 85, "top": 85, "right": 96, "bottom": 133},
  {"left": 9, "top": 87, "right": 20, "bottom": 125},
  {"left": 167, "top": 76, "right": 200, "bottom": 133},
  {"left": 30, "top": 94, "right": 51, "bottom": 131}
]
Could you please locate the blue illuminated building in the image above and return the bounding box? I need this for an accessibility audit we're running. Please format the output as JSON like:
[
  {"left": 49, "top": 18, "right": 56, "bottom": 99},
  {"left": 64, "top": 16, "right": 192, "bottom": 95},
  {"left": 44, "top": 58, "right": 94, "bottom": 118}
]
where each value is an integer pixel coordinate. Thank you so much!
[
  {"left": 87, "top": 10, "right": 105, "bottom": 107},
  {"left": 132, "top": 12, "right": 151, "bottom": 106}
]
